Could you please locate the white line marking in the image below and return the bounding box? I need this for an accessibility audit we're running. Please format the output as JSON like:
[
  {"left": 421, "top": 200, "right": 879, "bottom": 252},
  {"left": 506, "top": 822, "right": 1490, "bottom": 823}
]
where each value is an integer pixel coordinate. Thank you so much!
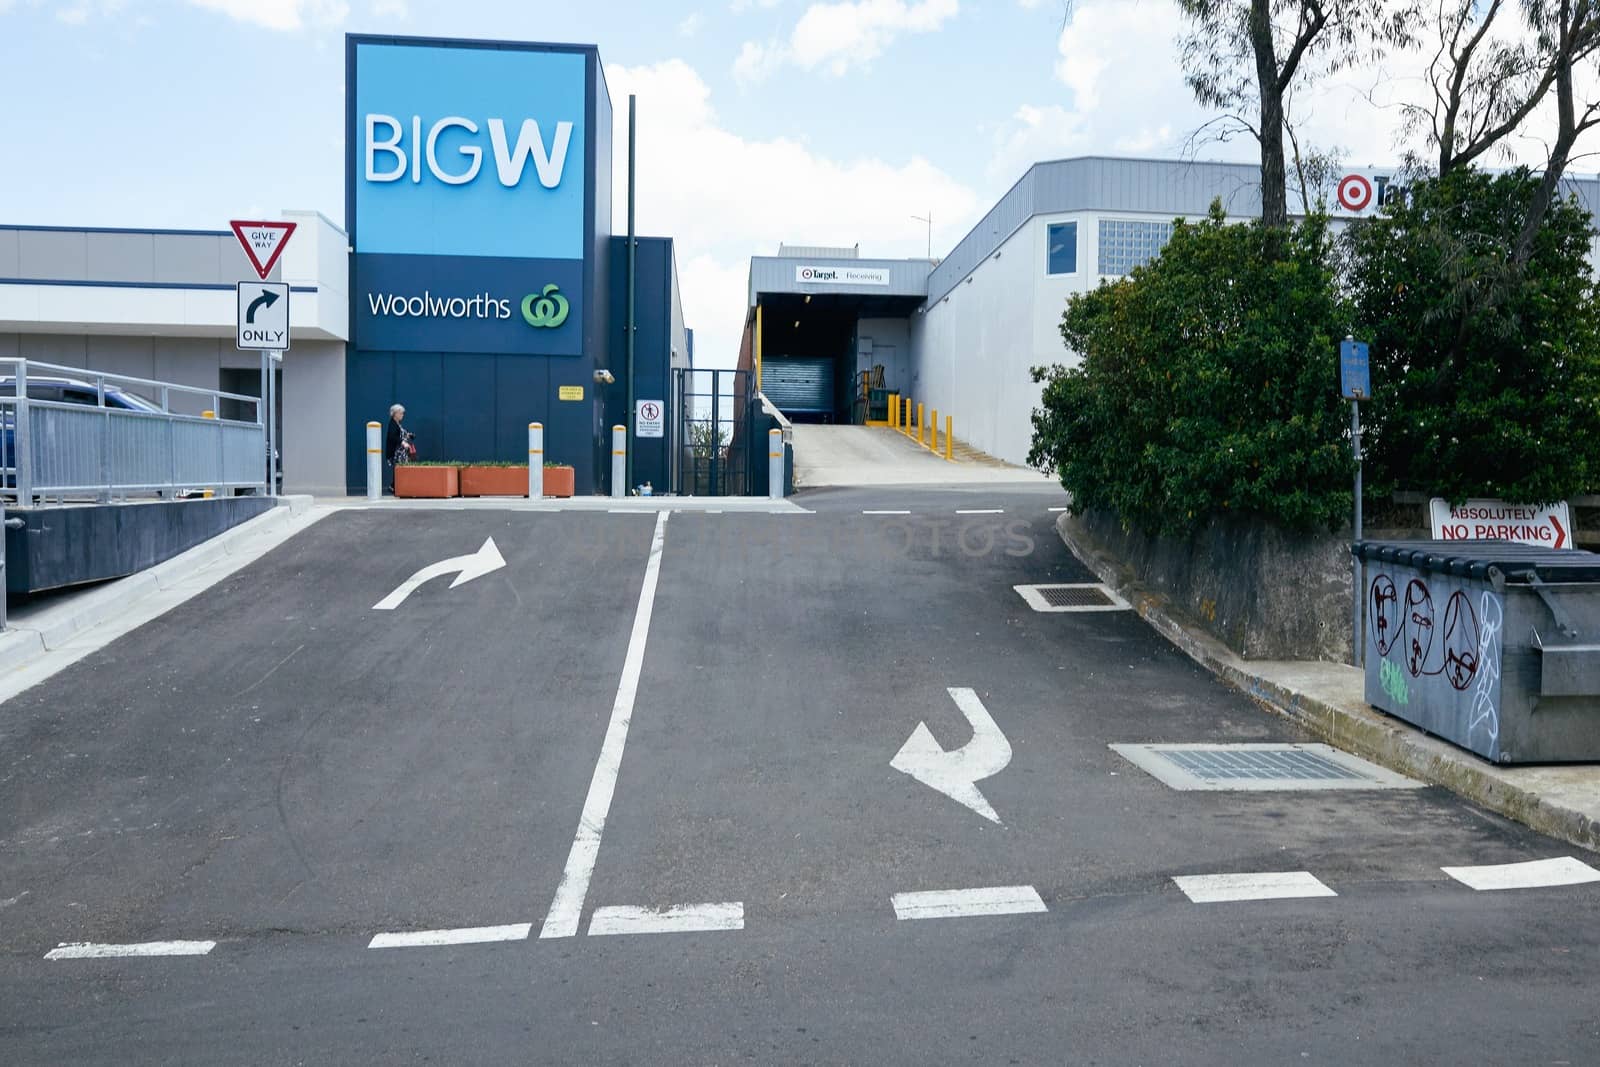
[
  {"left": 1441, "top": 856, "right": 1600, "bottom": 891},
  {"left": 541, "top": 510, "right": 671, "bottom": 939},
  {"left": 862, "top": 509, "right": 911, "bottom": 515},
  {"left": 45, "top": 940, "right": 216, "bottom": 960},
  {"left": 891, "top": 885, "right": 1046, "bottom": 921},
  {"left": 1172, "top": 871, "right": 1337, "bottom": 904},
  {"left": 368, "top": 923, "right": 531, "bottom": 948},
  {"left": 955, "top": 509, "right": 1004, "bottom": 515},
  {"left": 588, "top": 903, "right": 744, "bottom": 936},
  {"left": 1048, "top": 506, "right": 1068, "bottom": 512}
]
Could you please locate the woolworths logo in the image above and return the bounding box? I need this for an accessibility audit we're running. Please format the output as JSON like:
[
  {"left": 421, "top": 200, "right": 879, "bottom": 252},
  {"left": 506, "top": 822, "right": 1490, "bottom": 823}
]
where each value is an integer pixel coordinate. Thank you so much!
[
  {"left": 365, "top": 283, "right": 571, "bottom": 328},
  {"left": 521, "top": 284, "right": 570, "bottom": 328}
]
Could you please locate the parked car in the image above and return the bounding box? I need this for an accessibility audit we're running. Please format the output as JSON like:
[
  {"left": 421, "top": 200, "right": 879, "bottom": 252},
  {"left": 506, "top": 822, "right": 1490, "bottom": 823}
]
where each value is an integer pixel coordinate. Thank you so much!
[{"left": 0, "top": 376, "right": 164, "bottom": 412}]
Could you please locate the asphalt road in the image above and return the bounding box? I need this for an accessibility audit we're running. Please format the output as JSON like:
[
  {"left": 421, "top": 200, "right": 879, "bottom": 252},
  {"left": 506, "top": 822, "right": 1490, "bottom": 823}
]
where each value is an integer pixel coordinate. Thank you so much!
[{"left": 3, "top": 483, "right": 1598, "bottom": 1064}]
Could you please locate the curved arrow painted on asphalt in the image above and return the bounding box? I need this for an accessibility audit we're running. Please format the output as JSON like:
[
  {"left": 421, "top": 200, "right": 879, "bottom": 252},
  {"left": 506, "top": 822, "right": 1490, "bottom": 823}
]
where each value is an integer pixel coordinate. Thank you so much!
[
  {"left": 891, "top": 687, "right": 1012, "bottom": 824},
  {"left": 372, "top": 537, "right": 506, "bottom": 610},
  {"left": 246, "top": 288, "right": 280, "bottom": 324}
]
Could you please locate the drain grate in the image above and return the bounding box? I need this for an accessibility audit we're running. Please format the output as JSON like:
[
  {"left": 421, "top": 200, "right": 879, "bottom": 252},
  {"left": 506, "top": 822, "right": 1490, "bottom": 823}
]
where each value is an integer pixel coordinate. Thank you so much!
[
  {"left": 1014, "top": 583, "right": 1131, "bottom": 613},
  {"left": 1108, "top": 743, "right": 1423, "bottom": 791}
]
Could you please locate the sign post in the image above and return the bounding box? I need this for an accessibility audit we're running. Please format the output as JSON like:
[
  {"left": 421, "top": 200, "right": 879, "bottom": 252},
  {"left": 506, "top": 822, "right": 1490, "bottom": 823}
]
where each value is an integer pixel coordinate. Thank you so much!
[
  {"left": 231, "top": 220, "right": 294, "bottom": 497},
  {"left": 1341, "top": 336, "right": 1371, "bottom": 667}
]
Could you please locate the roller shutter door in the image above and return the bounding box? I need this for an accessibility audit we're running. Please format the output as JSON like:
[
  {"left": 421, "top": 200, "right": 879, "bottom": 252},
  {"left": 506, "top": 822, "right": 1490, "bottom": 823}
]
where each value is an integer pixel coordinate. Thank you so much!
[{"left": 762, "top": 357, "right": 833, "bottom": 414}]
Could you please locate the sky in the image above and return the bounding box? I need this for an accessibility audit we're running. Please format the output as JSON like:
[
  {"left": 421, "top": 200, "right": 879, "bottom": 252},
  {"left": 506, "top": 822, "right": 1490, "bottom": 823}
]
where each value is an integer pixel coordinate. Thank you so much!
[{"left": 0, "top": 0, "right": 1594, "bottom": 368}]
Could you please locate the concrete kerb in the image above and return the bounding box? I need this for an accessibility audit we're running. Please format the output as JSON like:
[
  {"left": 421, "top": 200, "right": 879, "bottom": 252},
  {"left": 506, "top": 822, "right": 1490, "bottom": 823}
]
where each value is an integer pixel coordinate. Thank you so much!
[
  {"left": 1, "top": 496, "right": 319, "bottom": 670},
  {"left": 1055, "top": 512, "right": 1600, "bottom": 856}
]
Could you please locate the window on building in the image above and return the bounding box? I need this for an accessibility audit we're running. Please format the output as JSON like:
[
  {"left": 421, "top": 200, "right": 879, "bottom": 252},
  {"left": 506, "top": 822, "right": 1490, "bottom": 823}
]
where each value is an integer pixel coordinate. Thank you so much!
[
  {"left": 1098, "top": 219, "right": 1174, "bottom": 276},
  {"left": 1045, "top": 222, "right": 1078, "bottom": 275}
]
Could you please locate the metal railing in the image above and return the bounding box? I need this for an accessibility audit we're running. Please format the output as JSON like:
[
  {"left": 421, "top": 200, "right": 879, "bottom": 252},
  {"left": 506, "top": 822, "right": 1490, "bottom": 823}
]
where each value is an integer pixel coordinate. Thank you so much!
[{"left": 0, "top": 358, "right": 268, "bottom": 505}]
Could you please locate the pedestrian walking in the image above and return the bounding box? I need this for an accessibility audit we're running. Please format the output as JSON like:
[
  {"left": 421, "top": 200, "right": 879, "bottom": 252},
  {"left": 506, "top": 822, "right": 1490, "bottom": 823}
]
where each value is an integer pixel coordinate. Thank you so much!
[{"left": 384, "top": 403, "right": 414, "bottom": 493}]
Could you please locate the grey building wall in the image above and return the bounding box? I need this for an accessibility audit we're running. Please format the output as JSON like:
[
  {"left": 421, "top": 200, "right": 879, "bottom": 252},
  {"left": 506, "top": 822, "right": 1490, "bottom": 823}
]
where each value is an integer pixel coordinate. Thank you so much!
[
  {"left": 856, "top": 317, "right": 911, "bottom": 396},
  {"left": 748, "top": 256, "right": 931, "bottom": 304},
  {"left": 0, "top": 225, "right": 279, "bottom": 284},
  {"left": 283, "top": 340, "right": 347, "bottom": 496}
]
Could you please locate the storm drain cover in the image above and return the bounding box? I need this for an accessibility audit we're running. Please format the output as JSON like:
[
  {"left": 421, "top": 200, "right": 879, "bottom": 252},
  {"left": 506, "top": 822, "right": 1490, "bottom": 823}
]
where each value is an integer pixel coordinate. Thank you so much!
[
  {"left": 1014, "top": 583, "right": 1131, "bottom": 613},
  {"left": 1108, "top": 743, "right": 1423, "bottom": 791}
]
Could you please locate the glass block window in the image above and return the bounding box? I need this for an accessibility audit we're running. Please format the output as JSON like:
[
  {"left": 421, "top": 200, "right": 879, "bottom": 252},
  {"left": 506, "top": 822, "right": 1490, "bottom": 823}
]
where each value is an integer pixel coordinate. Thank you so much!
[
  {"left": 1045, "top": 222, "right": 1078, "bottom": 275},
  {"left": 1098, "top": 219, "right": 1174, "bottom": 276}
]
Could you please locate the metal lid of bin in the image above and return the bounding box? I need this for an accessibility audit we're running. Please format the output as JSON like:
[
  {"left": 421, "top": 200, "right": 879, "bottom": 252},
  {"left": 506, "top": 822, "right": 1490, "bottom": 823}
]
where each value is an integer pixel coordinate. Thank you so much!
[{"left": 1352, "top": 540, "right": 1600, "bottom": 583}]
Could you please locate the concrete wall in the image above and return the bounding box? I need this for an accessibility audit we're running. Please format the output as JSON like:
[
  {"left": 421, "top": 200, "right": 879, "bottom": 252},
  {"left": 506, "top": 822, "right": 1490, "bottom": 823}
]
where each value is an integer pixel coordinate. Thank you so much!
[
  {"left": 911, "top": 214, "right": 1042, "bottom": 466},
  {"left": 1061, "top": 509, "right": 1354, "bottom": 662},
  {"left": 856, "top": 317, "right": 909, "bottom": 398},
  {"left": 283, "top": 339, "right": 346, "bottom": 496}
]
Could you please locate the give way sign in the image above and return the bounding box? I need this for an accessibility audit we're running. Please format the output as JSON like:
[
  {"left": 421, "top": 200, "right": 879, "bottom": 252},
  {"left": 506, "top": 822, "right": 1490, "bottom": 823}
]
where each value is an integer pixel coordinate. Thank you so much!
[{"left": 1429, "top": 498, "right": 1572, "bottom": 549}]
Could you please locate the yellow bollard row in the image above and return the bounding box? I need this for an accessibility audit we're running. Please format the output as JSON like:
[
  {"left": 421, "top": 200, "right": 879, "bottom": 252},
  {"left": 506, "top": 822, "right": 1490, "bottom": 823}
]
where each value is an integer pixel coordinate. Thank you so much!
[{"left": 888, "top": 395, "right": 957, "bottom": 462}]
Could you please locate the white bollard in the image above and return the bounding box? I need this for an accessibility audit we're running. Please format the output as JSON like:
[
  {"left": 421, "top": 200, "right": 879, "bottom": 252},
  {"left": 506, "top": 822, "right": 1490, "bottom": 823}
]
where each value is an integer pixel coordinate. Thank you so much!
[
  {"left": 768, "top": 428, "right": 784, "bottom": 500},
  {"left": 611, "top": 424, "right": 626, "bottom": 499},
  {"left": 366, "top": 421, "right": 382, "bottom": 501},
  {"left": 528, "top": 422, "right": 544, "bottom": 499}
]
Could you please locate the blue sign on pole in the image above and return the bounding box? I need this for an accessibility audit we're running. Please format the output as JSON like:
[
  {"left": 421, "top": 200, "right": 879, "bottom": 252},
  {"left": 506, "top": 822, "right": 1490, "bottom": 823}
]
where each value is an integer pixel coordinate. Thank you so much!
[{"left": 1340, "top": 338, "right": 1371, "bottom": 400}]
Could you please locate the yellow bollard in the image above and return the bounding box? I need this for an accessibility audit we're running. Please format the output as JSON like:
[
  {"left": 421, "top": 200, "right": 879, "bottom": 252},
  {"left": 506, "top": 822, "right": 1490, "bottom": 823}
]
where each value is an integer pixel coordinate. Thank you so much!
[
  {"left": 930, "top": 409, "right": 938, "bottom": 452},
  {"left": 945, "top": 415, "right": 953, "bottom": 461},
  {"left": 888, "top": 392, "right": 899, "bottom": 429},
  {"left": 904, "top": 397, "right": 912, "bottom": 434},
  {"left": 917, "top": 403, "right": 925, "bottom": 447}
]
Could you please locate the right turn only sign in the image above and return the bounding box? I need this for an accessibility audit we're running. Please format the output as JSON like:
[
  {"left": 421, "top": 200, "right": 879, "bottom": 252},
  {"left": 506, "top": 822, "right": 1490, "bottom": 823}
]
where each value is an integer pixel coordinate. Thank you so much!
[{"left": 1429, "top": 498, "right": 1572, "bottom": 549}]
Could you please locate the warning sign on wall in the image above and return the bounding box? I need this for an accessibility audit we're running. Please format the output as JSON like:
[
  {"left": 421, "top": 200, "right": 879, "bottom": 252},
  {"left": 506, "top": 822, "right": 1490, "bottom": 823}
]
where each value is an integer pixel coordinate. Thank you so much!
[
  {"left": 1429, "top": 498, "right": 1572, "bottom": 549},
  {"left": 636, "top": 399, "right": 664, "bottom": 439}
]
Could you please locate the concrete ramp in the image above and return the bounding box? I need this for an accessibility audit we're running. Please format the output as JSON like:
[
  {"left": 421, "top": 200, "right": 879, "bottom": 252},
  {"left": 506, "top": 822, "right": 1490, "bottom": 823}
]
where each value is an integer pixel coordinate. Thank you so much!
[{"left": 790, "top": 425, "right": 1051, "bottom": 487}]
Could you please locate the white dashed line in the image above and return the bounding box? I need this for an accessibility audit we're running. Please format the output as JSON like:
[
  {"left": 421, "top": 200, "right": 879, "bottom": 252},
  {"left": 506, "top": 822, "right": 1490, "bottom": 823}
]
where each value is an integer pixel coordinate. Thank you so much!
[
  {"left": 862, "top": 510, "right": 911, "bottom": 515},
  {"left": 46, "top": 940, "right": 216, "bottom": 960},
  {"left": 1441, "top": 856, "right": 1600, "bottom": 891},
  {"left": 1048, "top": 506, "right": 1068, "bottom": 512},
  {"left": 367, "top": 924, "right": 532, "bottom": 949},
  {"left": 955, "top": 509, "right": 1004, "bottom": 515},
  {"left": 588, "top": 902, "right": 745, "bottom": 936},
  {"left": 541, "top": 511, "right": 671, "bottom": 939},
  {"left": 890, "top": 885, "right": 1047, "bottom": 921},
  {"left": 1172, "top": 871, "right": 1337, "bottom": 904}
]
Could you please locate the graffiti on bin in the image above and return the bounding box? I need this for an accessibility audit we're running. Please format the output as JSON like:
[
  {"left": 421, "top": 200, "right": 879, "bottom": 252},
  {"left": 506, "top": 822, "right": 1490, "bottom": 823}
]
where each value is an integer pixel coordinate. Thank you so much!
[{"left": 1369, "top": 573, "right": 1505, "bottom": 755}]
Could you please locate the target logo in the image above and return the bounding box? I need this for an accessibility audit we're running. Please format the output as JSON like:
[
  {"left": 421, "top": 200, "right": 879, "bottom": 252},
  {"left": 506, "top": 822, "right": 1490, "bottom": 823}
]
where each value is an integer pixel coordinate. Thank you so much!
[{"left": 1337, "top": 174, "right": 1374, "bottom": 212}]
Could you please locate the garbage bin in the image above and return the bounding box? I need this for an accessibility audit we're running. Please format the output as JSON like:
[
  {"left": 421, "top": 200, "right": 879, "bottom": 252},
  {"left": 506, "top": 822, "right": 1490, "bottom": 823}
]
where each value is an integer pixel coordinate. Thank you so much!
[{"left": 1354, "top": 540, "right": 1600, "bottom": 764}]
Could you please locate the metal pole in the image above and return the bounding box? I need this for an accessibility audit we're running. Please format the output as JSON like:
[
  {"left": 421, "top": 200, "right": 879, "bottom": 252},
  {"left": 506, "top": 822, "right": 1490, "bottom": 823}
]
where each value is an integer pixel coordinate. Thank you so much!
[
  {"left": 529, "top": 422, "right": 544, "bottom": 499},
  {"left": 366, "top": 421, "right": 381, "bottom": 502},
  {"left": 710, "top": 376, "right": 720, "bottom": 496},
  {"left": 14, "top": 360, "right": 30, "bottom": 507},
  {"left": 626, "top": 93, "right": 637, "bottom": 494},
  {"left": 611, "top": 425, "right": 626, "bottom": 499},
  {"left": 268, "top": 354, "right": 278, "bottom": 497},
  {"left": 1352, "top": 398, "right": 1364, "bottom": 667},
  {"left": 768, "top": 428, "right": 783, "bottom": 501},
  {"left": 261, "top": 350, "right": 269, "bottom": 493}
]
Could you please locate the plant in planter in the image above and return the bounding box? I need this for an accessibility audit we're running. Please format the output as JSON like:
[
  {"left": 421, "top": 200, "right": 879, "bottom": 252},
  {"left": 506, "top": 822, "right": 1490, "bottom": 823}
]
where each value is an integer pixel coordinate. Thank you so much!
[
  {"left": 542, "top": 460, "right": 575, "bottom": 498},
  {"left": 394, "top": 461, "right": 460, "bottom": 499},
  {"left": 459, "top": 460, "right": 529, "bottom": 497}
]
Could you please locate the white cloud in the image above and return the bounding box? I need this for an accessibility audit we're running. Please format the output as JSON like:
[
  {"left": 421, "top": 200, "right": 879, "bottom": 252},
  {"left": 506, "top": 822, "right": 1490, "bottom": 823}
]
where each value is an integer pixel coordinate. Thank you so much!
[
  {"left": 736, "top": 0, "right": 958, "bottom": 82},
  {"left": 608, "top": 58, "right": 981, "bottom": 368},
  {"left": 678, "top": 12, "right": 704, "bottom": 36},
  {"left": 185, "top": 0, "right": 348, "bottom": 31}
]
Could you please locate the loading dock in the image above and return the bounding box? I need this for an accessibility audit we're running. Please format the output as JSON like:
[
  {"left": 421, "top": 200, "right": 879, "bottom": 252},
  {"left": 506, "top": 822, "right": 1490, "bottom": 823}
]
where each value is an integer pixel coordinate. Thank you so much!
[{"left": 741, "top": 249, "right": 929, "bottom": 425}]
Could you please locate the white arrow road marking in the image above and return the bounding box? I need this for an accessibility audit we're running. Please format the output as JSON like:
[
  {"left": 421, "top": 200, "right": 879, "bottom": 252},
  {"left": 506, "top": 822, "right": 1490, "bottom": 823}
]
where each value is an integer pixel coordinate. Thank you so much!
[
  {"left": 372, "top": 537, "right": 507, "bottom": 610},
  {"left": 891, "top": 687, "right": 1012, "bottom": 824}
]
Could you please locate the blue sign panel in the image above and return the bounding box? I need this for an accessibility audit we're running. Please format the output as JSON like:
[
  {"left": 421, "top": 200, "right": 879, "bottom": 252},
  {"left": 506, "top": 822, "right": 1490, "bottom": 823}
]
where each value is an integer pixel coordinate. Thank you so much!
[
  {"left": 1340, "top": 338, "right": 1371, "bottom": 400},
  {"left": 353, "top": 43, "right": 586, "bottom": 260},
  {"left": 354, "top": 253, "right": 583, "bottom": 355}
]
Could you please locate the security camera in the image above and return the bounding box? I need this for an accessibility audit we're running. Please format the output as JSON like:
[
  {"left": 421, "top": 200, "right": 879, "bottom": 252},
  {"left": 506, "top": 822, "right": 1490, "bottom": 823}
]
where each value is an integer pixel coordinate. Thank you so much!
[{"left": 594, "top": 369, "right": 615, "bottom": 385}]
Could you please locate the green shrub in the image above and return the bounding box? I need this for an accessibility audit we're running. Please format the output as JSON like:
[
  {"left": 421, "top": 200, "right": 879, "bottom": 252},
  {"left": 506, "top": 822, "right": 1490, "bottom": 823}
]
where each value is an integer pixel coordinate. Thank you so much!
[
  {"left": 1342, "top": 168, "right": 1600, "bottom": 505},
  {"left": 1030, "top": 203, "right": 1353, "bottom": 535}
]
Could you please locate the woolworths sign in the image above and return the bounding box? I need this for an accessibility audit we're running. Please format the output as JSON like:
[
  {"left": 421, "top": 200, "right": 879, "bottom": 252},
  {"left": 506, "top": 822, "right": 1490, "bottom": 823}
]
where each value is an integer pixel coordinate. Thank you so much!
[{"left": 795, "top": 265, "right": 891, "bottom": 286}]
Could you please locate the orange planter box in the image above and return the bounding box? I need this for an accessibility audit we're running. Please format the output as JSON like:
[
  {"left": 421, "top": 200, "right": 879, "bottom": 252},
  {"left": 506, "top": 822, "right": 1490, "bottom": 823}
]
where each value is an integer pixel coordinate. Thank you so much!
[
  {"left": 543, "top": 465, "right": 575, "bottom": 498},
  {"left": 394, "top": 465, "right": 459, "bottom": 498},
  {"left": 460, "top": 466, "right": 529, "bottom": 497}
]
